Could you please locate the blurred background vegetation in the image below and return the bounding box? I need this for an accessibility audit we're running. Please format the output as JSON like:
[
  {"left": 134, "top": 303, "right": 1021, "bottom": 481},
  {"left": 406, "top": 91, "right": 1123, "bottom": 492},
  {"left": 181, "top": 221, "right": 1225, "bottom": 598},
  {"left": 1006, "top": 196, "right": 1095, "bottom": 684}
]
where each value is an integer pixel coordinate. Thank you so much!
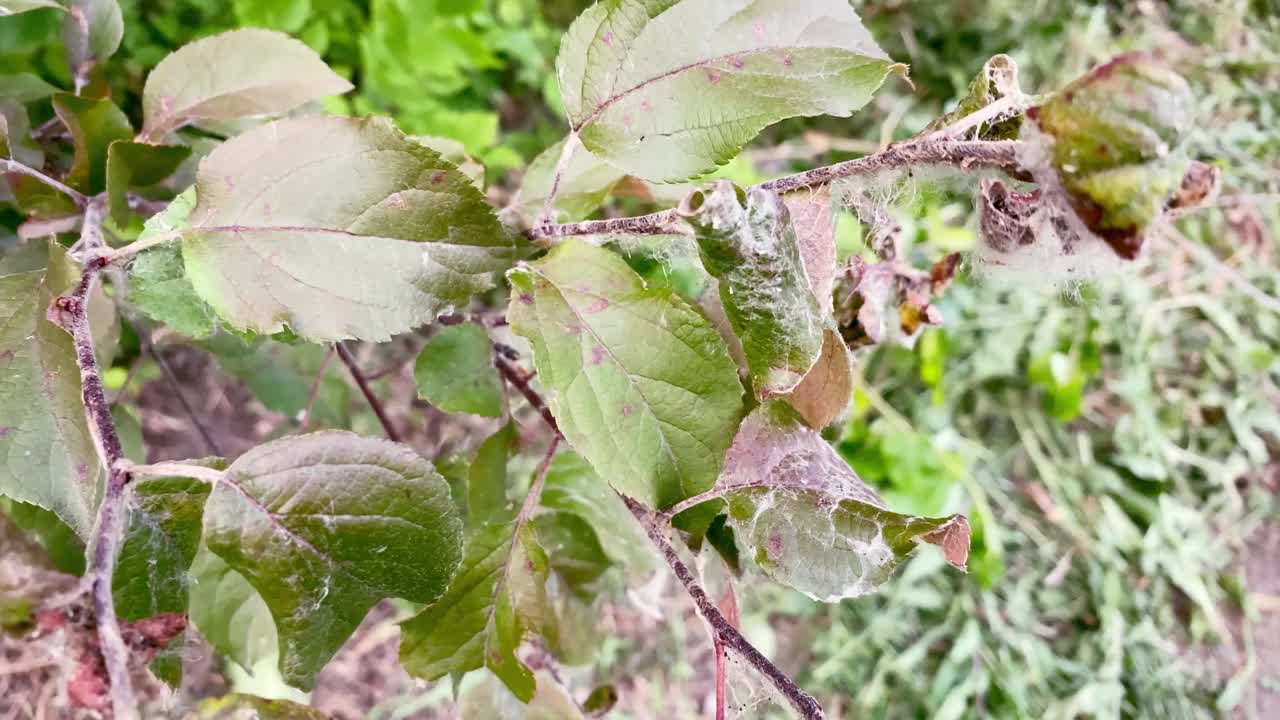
[{"left": 2, "top": 0, "right": 1278, "bottom": 718}]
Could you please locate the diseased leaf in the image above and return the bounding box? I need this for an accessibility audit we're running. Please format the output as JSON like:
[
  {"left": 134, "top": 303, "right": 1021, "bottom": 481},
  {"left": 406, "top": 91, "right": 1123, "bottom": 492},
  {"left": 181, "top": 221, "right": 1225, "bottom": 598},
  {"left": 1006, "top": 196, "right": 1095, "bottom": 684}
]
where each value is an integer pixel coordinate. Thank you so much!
[
  {"left": 0, "top": 240, "right": 102, "bottom": 537},
  {"left": 540, "top": 452, "right": 653, "bottom": 575},
  {"left": 201, "top": 431, "right": 464, "bottom": 688},
  {"left": 514, "top": 136, "right": 625, "bottom": 224},
  {"left": 0, "top": 73, "right": 59, "bottom": 102},
  {"left": 788, "top": 326, "right": 853, "bottom": 428},
  {"left": 187, "top": 545, "right": 278, "bottom": 672},
  {"left": 104, "top": 141, "right": 190, "bottom": 224},
  {"left": 125, "top": 189, "right": 220, "bottom": 339},
  {"left": 399, "top": 521, "right": 549, "bottom": 702},
  {"left": 142, "top": 28, "right": 352, "bottom": 139},
  {"left": 113, "top": 459, "right": 221, "bottom": 621},
  {"left": 51, "top": 92, "right": 132, "bottom": 194},
  {"left": 1030, "top": 52, "right": 1195, "bottom": 258},
  {"left": 468, "top": 423, "right": 516, "bottom": 527},
  {"left": 720, "top": 402, "right": 969, "bottom": 601},
  {"left": 557, "top": 0, "right": 903, "bottom": 181},
  {"left": 457, "top": 669, "right": 585, "bottom": 720},
  {"left": 681, "top": 181, "right": 824, "bottom": 398},
  {"left": 507, "top": 239, "right": 744, "bottom": 510},
  {"left": 176, "top": 115, "right": 516, "bottom": 341},
  {"left": 414, "top": 323, "right": 503, "bottom": 418},
  {"left": 0, "top": 0, "right": 62, "bottom": 15},
  {"left": 61, "top": 0, "right": 123, "bottom": 75},
  {"left": 410, "top": 135, "right": 484, "bottom": 188},
  {"left": 783, "top": 186, "right": 836, "bottom": 313}
]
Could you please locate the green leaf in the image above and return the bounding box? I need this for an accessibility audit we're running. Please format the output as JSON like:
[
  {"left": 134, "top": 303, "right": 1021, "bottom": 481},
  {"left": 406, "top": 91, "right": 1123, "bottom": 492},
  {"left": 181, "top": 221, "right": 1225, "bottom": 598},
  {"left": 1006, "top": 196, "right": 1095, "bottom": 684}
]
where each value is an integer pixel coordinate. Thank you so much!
[
  {"left": 414, "top": 323, "right": 503, "bottom": 418},
  {"left": 514, "top": 136, "right": 625, "bottom": 224},
  {"left": 457, "top": 669, "right": 585, "bottom": 720},
  {"left": 531, "top": 511, "right": 611, "bottom": 597},
  {"left": 176, "top": 115, "right": 516, "bottom": 342},
  {"left": 104, "top": 141, "right": 190, "bottom": 224},
  {"left": 201, "top": 431, "right": 463, "bottom": 688},
  {"left": 113, "top": 459, "right": 221, "bottom": 621},
  {"left": 126, "top": 190, "right": 221, "bottom": 339},
  {"left": 539, "top": 452, "right": 653, "bottom": 575},
  {"left": 0, "top": 498, "right": 85, "bottom": 574},
  {"left": 720, "top": 402, "right": 969, "bottom": 601},
  {"left": 188, "top": 545, "right": 279, "bottom": 672},
  {"left": 0, "top": 73, "right": 59, "bottom": 102},
  {"left": 410, "top": 135, "right": 484, "bottom": 189},
  {"left": 51, "top": 92, "right": 133, "bottom": 194},
  {"left": 190, "top": 693, "right": 330, "bottom": 719},
  {"left": 50, "top": 90, "right": 133, "bottom": 194},
  {"left": 1, "top": 100, "right": 44, "bottom": 168},
  {"left": 0, "top": 0, "right": 62, "bottom": 15},
  {"left": 205, "top": 335, "right": 351, "bottom": 427},
  {"left": 142, "top": 28, "right": 353, "bottom": 139},
  {"left": 399, "top": 521, "right": 549, "bottom": 702},
  {"left": 61, "top": 0, "right": 123, "bottom": 74},
  {"left": 507, "top": 239, "right": 744, "bottom": 510},
  {"left": 557, "top": 0, "right": 904, "bottom": 181},
  {"left": 468, "top": 423, "right": 517, "bottom": 527},
  {"left": 681, "top": 181, "right": 825, "bottom": 398},
  {"left": 0, "top": 240, "right": 102, "bottom": 537}
]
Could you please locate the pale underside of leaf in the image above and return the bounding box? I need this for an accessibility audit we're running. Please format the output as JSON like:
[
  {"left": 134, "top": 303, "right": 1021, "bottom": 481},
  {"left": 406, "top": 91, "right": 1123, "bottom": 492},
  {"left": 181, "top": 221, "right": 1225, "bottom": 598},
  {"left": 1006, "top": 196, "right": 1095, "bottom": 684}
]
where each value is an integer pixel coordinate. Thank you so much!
[
  {"left": 506, "top": 239, "right": 744, "bottom": 510},
  {"left": 786, "top": 326, "right": 853, "bottom": 429},
  {"left": 179, "top": 115, "right": 516, "bottom": 342},
  {"left": 142, "top": 28, "right": 353, "bottom": 138},
  {"left": 557, "top": 0, "right": 903, "bottom": 181},
  {"left": 0, "top": 240, "right": 101, "bottom": 537},
  {"left": 720, "top": 402, "right": 968, "bottom": 601}
]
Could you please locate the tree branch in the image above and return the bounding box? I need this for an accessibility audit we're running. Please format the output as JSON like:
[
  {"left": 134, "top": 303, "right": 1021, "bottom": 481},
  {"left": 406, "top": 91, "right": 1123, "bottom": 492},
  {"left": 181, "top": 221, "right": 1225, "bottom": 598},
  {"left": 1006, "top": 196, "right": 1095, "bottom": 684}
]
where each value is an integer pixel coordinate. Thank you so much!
[
  {"left": 494, "top": 355, "right": 559, "bottom": 434},
  {"left": 528, "top": 139, "right": 1027, "bottom": 242},
  {"left": 335, "top": 342, "right": 401, "bottom": 443},
  {"left": 0, "top": 158, "right": 88, "bottom": 207},
  {"left": 53, "top": 231, "right": 139, "bottom": 718},
  {"left": 622, "top": 496, "right": 825, "bottom": 720}
]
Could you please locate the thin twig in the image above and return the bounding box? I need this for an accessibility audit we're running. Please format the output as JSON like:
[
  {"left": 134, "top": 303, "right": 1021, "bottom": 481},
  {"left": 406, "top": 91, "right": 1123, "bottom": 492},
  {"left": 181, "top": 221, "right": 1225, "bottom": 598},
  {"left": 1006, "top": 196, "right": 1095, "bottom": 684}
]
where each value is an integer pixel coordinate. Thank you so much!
[
  {"left": 528, "top": 139, "right": 1027, "bottom": 241},
  {"left": 0, "top": 158, "right": 87, "bottom": 207},
  {"left": 335, "top": 342, "right": 401, "bottom": 442},
  {"left": 494, "top": 355, "right": 559, "bottom": 433},
  {"left": 514, "top": 436, "right": 562, "bottom": 532},
  {"left": 299, "top": 346, "right": 336, "bottom": 430},
  {"left": 128, "top": 320, "right": 222, "bottom": 456},
  {"left": 622, "top": 496, "right": 826, "bottom": 720},
  {"left": 714, "top": 634, "right": 727, "bottom": 720},
  {"left": 538, "top": 132, "right": 581, "bottom": 228},
  {"left": 52, "top": 242, "right": 139, "bottom": 719}
]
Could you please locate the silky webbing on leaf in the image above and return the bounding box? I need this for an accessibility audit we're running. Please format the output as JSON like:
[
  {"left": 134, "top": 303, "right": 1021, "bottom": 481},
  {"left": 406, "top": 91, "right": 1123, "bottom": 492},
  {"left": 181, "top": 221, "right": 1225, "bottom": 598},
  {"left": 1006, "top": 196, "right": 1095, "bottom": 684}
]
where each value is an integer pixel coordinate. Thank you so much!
[
  {"left": 680, "top": 181, "right": 825, "bottom": 399},
  {"left": 717, "top": 402, "right": 969, "bottom": 601}
]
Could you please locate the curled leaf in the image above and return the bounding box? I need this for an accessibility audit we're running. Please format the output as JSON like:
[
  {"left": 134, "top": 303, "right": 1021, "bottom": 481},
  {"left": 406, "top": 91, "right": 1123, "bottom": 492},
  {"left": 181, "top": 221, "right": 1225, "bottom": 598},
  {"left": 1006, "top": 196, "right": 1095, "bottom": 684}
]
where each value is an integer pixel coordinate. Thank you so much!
[
  {"left": 719, "top": 402, "right": 969, "bottom": 601},
  {"left": 680, "top": 181, "right": 824, "bottom": 398},
  {"left": 1029, "top": 52, "right": 1196, "bottom": 258}
]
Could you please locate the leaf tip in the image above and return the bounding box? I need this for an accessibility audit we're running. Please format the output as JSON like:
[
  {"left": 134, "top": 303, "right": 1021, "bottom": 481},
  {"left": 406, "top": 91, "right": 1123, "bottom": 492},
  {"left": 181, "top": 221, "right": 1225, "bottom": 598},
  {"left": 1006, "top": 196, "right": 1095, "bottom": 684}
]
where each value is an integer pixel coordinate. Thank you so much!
[{"left": 919, "top": 515, "right": 970, "bottom": 570}]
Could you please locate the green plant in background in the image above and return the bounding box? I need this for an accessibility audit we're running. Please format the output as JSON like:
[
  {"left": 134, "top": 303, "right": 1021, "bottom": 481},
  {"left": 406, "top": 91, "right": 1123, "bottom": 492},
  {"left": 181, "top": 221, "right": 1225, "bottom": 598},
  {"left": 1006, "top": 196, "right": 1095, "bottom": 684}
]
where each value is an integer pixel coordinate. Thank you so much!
[{"left": 1, "top": 1, "right": 1275, "bottom": 720}]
